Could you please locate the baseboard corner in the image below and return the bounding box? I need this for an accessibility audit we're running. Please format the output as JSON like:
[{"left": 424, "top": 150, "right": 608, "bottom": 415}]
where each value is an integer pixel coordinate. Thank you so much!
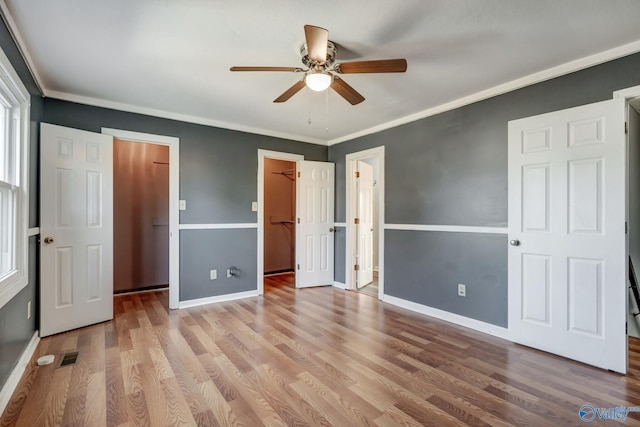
[{"left": 0, "top": 330, "right": 40, "bottom": 416}]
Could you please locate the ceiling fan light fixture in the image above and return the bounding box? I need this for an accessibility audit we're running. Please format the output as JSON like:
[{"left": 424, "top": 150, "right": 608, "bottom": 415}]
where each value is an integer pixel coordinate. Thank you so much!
[{"left": 305, "top": 71, "right": 332, "bottom": 91}]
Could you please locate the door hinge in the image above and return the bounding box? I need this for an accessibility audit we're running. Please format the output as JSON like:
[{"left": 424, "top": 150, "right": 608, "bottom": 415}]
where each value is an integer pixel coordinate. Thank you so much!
[
  {"left": 354, "top": 264, "right": 360, "bottom": 271},
  {"left": 355, "top": 171, "right": 360, "bottom": 178},
  {"left": 298, "top": 171, "right": 301, "bottom": 178},
  {"left": 297, "top": 264, "right": 300, "bottom": 270},
  {"left": 297, "top": 218, "right": 300, "bottom": 224},
  {"left": 354, "top": 218, "right": 360, "bottom": 224},
  {"left": 626, "top": 121, "right": 629, "bottom": 135},
  {"left": 626, "top": 221, "right": 628, "bottom": 234}
]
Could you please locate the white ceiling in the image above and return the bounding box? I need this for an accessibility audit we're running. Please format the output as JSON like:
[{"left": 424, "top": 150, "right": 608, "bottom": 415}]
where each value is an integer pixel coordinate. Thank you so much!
[{"left": 3, "top": 0, "right": 640, "bottom": 145}]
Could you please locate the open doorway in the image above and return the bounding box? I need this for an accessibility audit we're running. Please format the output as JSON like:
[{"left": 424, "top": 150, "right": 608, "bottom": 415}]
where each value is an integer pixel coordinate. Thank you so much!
[
  {"left": 263, "top": 158, "right": 296, "bottom": 290},
  {"left": 113, "top": 139, "right": 169, "bottom": 294},
  {"left": 627, "top": 95, "right": 640, "bottom": 339},
  {"left": 346, "top": 146, "right": 385, "bottom": 299},
  {"left": 257, "top": 150, "right": 304, "bottom": 294},
  {"left": 102, "top": 128, "right": 180, "bottom": 309}
]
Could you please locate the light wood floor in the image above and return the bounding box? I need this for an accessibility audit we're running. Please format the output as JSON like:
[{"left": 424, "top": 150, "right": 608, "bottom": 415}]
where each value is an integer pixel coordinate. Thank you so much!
[{"left": 3, "top": 274, "right": 640, "bottom": 426}]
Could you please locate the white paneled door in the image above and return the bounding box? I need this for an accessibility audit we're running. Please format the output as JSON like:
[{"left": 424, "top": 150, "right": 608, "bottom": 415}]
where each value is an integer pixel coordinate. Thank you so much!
[
  {"left": 356, "top": 160, "right": 374, "bottom": 288},
  {"left": 40, "top": 123, "right": 113, "bottom": 337},
  {"left": 296, "top": 160, "right": 334, "bottom": 288},
  {"left": 508, "top": 98, "right": 626, "bottom": 373}
]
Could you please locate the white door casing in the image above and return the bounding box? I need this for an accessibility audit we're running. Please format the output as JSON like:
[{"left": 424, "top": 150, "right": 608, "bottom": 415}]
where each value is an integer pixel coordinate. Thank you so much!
[
  {"left": 508, "top": 98, "right": 627, "bottom": 373},
  {"left": 296, "top": 160, "right": 334, "bottom": 288},
  {"left": 40, "top": 123, "right": 113, "bottom": 337},
  {"left": 356, "top": 160, "right": 374, "bottom": 287},
  {"left": 101, "top": 128, "right": 180, "bottom": 309}
]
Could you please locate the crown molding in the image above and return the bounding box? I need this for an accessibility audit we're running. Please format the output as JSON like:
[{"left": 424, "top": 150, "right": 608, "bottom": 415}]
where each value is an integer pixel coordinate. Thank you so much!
[
  {"left": 327, "top": 39, "right": 640, "bottom": 146},
  {"left": 46, "top": 90, "right": 328, "bottom": 146},
  {"left": 0, "top": 1, "right": 45, "bottom": 95}
]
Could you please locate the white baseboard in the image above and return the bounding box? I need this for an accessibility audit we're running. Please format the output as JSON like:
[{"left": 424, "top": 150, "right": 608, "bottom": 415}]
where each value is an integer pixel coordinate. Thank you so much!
[
  {"left": 178, "top": 290, "right": 259, "bottom": 308},
  {"left": 0, "top": 331, "right": 39, "bottom": 416},
  {"left": 333, "top": 281, "right": 347, "bottom": 290},
  {"left": 382, "top": 295, "right": 509, "bottom": 339}
]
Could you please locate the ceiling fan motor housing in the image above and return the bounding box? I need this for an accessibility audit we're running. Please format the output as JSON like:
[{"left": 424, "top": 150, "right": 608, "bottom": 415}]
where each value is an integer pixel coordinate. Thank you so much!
[{"left": 300, "top": 41, "right": 337, "bottom": 68}]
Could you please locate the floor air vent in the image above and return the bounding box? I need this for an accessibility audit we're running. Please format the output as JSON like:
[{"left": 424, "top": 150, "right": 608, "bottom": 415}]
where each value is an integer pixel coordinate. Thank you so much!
[{"left": 56, "top": 352, "right": 79, "bottom": 368}]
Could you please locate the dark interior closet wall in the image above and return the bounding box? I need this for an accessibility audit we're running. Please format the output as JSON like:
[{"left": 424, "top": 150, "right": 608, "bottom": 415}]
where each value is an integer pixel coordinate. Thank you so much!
[
  {"left": 264, "top": 159, "right": 295, "bottom": 273},
  {"left": 113, "top": 139, "right": 169, "bottom": 292}
]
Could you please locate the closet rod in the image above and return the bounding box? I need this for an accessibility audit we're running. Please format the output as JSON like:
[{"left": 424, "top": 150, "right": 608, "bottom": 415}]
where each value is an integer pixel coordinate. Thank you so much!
[{"left": 271, "top": 168, "right": 295, "bottom": 176}]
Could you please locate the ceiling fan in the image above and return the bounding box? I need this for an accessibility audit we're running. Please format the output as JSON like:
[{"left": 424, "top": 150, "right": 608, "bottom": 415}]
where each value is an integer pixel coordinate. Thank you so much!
[{"left": 230, "top": 25, "right": 407, "bottom": 105}]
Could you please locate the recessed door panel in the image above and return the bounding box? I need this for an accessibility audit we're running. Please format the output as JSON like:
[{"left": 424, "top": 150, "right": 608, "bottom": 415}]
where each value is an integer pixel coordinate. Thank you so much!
[
  {"left": 56, "top": 247, "right": 73, "bottom": 307},
  {"left": 568, "top": 117, "right": 603, "bottom": 147},
  {"left": 56, "top": 168, "right": 73, "bottom": 229},
  {"left": 87, "top": 244, "right": 102, "bottom": 301},
  {"left": 522, "top": 164, "right": 550, "bottom": 233},
  {"left": 86, "top": 171, "right": 102, "bottom": 228},
  {"left": 57, "top": 137, "right": 73, "bottom": 159},
  {"left": 568, "top": 257, "right": 603, "bottom": 337},
  {"left": 522, "top": 128, "right": 551, "bottom": 153},
  {"left": 86, "top": 142, "right": 102, "bottom": 163},
  {"left": 521, "top": 253, "right": 550, "bottom": 325},
  {"left": 568, "top": 158, "right": 602, "bottom": 234}
]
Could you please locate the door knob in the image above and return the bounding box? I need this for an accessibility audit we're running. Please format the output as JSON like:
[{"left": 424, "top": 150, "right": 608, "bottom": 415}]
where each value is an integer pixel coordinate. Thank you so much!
[
  {"left": 509, "top": 239, "right": 520, "bottom": 246},
  {"left": 43, "top": 237, "right": 54, "bottom": 244},
  {"left": 329, "top": 227, "right": 334, "bottom": 232}
]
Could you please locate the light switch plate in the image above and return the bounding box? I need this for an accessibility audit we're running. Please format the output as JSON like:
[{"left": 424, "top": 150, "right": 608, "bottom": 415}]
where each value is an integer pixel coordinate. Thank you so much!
[
  {"left": 210, "top": 269, "right": 217, "bottom": 280},
  {"left": 251, "top": 202, "right": 258, "bottom": 212},
  {"left": 179, "top": 200, "right": 186, "bottom": 211}
]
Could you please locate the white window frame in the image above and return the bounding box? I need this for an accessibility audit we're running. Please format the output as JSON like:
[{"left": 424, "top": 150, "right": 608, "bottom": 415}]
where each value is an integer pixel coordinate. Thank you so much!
[{"left": 0, "top": 44, "right": 30, "bottom": 309}]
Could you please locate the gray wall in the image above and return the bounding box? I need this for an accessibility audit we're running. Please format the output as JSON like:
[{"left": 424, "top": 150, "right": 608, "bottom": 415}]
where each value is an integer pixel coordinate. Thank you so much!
[
  {"left": 0, "top": 16, "right": 42, "bottom": 389},
  {"left": 180, "top": 229, "right": 257, "bottom": 300},
  {"left": 42, "top": 99, "right": 327, "bottom": 301},
  {"left": 329, "top": 52, "right": 640, "bottom": 328}
]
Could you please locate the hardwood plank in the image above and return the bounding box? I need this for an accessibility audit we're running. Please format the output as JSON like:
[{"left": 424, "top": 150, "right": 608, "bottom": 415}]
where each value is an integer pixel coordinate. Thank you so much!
[
  {"left": 105, "top": 346, "right": 128, "bottom": 427},
  {"left": 5, "top": 277, "right": 640, "bottom": 426}
]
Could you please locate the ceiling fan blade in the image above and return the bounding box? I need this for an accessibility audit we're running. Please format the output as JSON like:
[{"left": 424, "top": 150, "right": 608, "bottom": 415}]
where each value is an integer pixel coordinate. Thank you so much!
[
  {"left": 330, "top": 77, "right": 365, "bottom": 105},
  {"left": 304, "top": 25, "right": 329, "bottom": 64},
  {"left": 230, "top": 66, "right": 303, "bottom": 72},
  {"left": 273, "top": 80, "right": 307, "bottom": 103},
  {"left": 334, "top": 59, "right": 407, "bottom": 74}
]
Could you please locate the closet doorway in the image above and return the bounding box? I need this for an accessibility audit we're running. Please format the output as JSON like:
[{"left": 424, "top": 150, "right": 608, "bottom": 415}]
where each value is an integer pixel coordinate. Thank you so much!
[
  {"left": 113, "top": 138, "right": 169, "bottom": 294},
  {"left": 264, "top": 158, "right": 296, "bottom": 286},
  {"left": 257, "top": 150, "right": 304, "bottom": 293}
]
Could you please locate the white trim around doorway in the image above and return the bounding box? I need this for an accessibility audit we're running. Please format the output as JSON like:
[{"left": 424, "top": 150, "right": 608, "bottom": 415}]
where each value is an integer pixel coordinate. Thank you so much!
[
  {"left": 345, "top": 146, "right": 385, "bottom": 299},
  {"left": 101, "top": 128, "right": 180, "bottom": 309},
  {"left": 257, "top": 149, "right": 304, "bottom": 295}
]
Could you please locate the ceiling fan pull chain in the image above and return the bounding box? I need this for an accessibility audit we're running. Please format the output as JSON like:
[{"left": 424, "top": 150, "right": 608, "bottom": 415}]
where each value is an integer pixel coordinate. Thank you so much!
[
  {"left": 308, "top": 110, "right": 312, "bottom": 125},
  {"left": 325, "top": 89, "right": 329, "bottom": 133}
]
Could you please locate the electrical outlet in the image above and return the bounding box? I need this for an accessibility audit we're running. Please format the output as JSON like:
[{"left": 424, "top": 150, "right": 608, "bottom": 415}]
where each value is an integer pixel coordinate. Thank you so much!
[
  {"left": 210, "top": 269, "right": 217, "bottom": 280},
  {"left": 27, "top": 300, "right": 31, "bottom": 319},
  {"left": 458, "top": 283, "right": 466, "bottom": 297},
  {"left": 227, "top": 268, "right": 232, "bottom": 278}
]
